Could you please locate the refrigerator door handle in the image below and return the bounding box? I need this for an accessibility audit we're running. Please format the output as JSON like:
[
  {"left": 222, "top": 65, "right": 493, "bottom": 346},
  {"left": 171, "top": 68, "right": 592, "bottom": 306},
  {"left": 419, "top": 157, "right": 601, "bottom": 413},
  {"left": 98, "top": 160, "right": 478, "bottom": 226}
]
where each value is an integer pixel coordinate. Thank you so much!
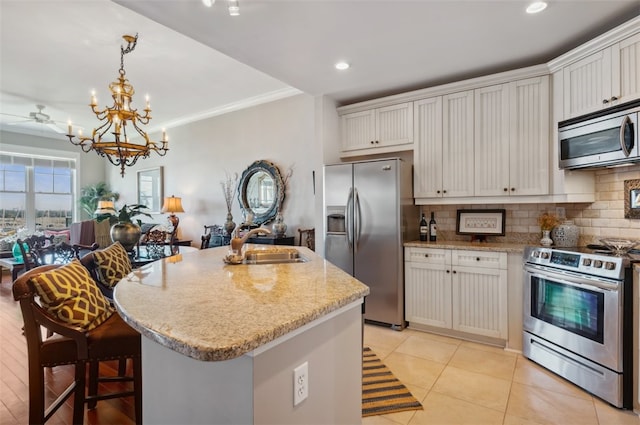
[
  {"left": 345, "top": 188, "right": 354, "bottom": 249},
  {"left": 354, "top": 188, "right": 362, "bottom": 252}
]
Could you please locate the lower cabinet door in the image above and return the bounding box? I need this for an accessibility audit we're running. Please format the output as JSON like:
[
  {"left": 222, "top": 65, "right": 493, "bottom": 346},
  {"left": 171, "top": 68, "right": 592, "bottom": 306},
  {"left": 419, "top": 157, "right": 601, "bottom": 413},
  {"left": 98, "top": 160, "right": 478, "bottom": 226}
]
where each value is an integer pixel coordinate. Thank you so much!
[
  {"left": 451, "top": 266, "right": 508, "bottom": 339},
  {"left": 404, "top": 261, "right": 452, "bottom": 329}
]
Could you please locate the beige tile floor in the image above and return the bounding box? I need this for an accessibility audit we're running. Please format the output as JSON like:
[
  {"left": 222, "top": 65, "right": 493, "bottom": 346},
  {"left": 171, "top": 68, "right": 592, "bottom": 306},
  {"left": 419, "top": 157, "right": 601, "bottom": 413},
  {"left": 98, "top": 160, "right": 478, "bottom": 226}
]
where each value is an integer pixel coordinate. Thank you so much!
[{"left": 363, "top": 324, "right": 640, "bottom": 425}]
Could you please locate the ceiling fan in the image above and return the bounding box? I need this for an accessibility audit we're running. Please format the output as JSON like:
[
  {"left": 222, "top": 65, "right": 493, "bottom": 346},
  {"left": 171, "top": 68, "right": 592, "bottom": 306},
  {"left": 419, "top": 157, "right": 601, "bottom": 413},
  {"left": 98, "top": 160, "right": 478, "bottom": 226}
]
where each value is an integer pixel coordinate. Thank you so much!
[{"left": 2, "top": 104, "right": 67, "bottom": 134}]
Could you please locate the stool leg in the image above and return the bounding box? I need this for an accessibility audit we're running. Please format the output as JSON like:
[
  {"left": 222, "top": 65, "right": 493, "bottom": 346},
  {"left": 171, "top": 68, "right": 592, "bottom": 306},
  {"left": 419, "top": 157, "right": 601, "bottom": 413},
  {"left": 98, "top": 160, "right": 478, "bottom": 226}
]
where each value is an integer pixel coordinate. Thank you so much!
[
  {"left": 133, "top": 356, "right": 143, "bottom": 424},
  {"left": 72, "top": 361, "right": 87, "bottom": 424},
  {"left": 29, "top": 365, "right": 46, "bottom": 425},
  {"left": 118, "top": 358, "right": 127, "bottom": 376},
  {"left": 88, "top": 361, "right": 99, "bottom": 409}
]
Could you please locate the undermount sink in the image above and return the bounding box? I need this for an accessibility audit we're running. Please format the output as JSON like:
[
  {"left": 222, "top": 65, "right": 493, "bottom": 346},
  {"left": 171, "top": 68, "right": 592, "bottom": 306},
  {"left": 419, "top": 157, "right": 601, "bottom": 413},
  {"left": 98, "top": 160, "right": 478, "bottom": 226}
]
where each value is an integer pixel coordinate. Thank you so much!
[{"left": 243, "top": 249, "right": 307, "bottom": 265}]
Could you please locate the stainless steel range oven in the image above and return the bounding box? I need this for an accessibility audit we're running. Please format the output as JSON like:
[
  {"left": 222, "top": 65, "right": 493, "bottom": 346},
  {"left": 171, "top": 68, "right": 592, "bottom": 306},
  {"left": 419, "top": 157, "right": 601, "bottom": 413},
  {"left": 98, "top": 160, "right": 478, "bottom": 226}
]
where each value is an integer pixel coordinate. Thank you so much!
[{"left": 523, "top": 246, "right": 633, "bottom": 408}]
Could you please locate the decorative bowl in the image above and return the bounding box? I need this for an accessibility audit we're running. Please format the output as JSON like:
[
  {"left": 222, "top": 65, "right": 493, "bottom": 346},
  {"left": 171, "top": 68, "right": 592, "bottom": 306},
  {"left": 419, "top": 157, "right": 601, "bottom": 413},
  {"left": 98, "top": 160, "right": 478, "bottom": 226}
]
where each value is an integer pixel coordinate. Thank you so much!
[{"left": 599, "top": 238, "right": 639, "bottom": 255}]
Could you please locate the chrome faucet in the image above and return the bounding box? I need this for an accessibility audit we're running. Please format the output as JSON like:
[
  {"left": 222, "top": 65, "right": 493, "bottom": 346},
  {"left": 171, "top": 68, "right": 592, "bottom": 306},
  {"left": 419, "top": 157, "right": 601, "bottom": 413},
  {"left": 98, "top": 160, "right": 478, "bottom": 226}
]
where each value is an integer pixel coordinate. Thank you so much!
[{"left": 230, "top": 227, "right": 271, "bottom": 254}]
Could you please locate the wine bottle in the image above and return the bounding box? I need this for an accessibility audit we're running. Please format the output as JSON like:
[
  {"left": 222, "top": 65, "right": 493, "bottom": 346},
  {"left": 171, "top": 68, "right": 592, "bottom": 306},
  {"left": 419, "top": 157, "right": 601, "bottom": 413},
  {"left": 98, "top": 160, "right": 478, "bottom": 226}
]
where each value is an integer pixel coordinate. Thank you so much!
[
  {"left": 419, "top": 214, "right": 428, "bottom": 241},
  {"left": 429, "top": 212, "right": 437, "bottom": 242}
]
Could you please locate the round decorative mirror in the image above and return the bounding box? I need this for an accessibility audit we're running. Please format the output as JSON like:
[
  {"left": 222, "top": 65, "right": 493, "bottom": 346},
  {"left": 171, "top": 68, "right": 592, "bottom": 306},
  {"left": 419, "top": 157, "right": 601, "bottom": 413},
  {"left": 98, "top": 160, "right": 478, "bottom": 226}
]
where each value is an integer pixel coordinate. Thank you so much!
[{"left": 237, "top": 160, "right": 285, "bottom": 225}]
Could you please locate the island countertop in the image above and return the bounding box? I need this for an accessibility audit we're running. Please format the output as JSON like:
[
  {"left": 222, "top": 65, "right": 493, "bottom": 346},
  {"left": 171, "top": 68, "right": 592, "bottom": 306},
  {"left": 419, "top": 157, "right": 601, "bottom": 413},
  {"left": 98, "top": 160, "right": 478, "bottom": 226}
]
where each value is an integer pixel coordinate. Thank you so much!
[{"left": 112, "top": 245, "right": 370, "bottom": 362}]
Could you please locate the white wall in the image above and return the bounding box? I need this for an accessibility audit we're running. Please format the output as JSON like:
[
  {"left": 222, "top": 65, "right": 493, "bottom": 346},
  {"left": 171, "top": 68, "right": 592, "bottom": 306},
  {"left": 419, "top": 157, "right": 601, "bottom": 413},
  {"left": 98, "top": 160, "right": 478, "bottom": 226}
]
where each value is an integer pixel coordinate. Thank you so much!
[{"left": 106, "top": 93, "right": 323, "bottom": 246}]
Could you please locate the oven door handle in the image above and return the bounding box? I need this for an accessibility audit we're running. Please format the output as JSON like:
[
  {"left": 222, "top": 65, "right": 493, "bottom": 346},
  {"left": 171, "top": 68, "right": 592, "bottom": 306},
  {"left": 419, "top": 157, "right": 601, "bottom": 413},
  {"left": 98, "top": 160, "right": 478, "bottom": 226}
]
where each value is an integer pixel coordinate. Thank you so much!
[{"left": 523, "top": 264, "right": 620, "bottom": 292}]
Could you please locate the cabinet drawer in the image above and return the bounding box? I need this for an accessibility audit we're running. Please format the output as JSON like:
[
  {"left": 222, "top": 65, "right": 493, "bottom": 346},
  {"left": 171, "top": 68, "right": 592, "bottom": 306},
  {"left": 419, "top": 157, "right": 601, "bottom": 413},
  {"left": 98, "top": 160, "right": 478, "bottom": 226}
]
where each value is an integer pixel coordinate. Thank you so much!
[
  {"left": 452, "top": 250, "right": 507, "bottom": 269},
  {"left": 405, "top": 247, "right": 451, "bottom": 265}
]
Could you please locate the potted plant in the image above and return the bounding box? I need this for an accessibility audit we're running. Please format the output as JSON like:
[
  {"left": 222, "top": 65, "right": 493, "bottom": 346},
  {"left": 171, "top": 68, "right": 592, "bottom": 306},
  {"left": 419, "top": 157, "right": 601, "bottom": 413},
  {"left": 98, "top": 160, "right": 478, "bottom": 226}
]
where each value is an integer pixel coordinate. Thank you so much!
[
  {"left": 79, "top": 182, "right": 120, "bottom": 219},
  {"left": 537, "top": 212, "right": 559, "bottom": 246},
  {"left": 102, "top": 204, "right": 153, "bottom": 252}
]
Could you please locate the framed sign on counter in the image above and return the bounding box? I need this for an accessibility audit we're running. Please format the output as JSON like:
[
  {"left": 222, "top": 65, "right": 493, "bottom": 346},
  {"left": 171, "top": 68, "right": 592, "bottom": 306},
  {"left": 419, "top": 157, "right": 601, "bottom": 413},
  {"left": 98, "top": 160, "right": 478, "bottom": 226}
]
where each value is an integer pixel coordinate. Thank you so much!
[{"left": 456, "top": 209, "right": 506, "bottom": 241}]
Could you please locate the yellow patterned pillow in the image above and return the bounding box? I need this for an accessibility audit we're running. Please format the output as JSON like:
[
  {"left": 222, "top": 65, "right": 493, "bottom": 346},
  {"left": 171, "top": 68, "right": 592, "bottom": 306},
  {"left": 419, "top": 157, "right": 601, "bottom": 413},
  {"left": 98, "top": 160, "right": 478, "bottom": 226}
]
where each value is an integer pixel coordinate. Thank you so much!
[
  {"left": 94, "top": 242, "right": 133, "bottom": 288},
  {"left": 31, "top": 259, "right": 114, "bottom": 330}
]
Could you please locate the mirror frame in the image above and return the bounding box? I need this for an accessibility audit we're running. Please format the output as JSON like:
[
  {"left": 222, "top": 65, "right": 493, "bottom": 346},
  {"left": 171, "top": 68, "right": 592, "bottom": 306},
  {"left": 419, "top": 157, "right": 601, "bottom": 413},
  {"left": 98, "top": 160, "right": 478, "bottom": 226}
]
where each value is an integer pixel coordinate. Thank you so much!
[
  {"left": 237, "top": 160, "right": 285, "bottom": 225},
  {"left": 137, "top": 166, "right": 164, "bottom": 213}
]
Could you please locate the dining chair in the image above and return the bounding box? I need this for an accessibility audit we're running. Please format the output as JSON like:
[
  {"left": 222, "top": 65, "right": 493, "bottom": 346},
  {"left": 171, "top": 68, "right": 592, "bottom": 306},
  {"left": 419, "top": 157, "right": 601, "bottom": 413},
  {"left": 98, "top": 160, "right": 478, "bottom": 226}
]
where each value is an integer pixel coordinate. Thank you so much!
[
  {"left": 12, "top": 262, "right": 142, "bottom": 424},
  {"left": 201, "top": 224, "right": 225, "bottom": 249},
  {"left": 31, "top": 241, "right": 99, "bottom": 267},
  {"left": 298, "top": 228, "right": 315, "bottom": 251},
  {"left": 16, "top": 234, "right": 55, "bottom": 272}
]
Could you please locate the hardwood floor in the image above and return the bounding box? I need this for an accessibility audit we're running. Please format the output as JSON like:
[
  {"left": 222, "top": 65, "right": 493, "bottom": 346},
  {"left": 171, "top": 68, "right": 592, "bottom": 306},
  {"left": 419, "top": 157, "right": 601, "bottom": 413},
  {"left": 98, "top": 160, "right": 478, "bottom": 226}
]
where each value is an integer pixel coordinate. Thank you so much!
[{"left": 0, "top": 270, "right": 136, "bottom": 425}]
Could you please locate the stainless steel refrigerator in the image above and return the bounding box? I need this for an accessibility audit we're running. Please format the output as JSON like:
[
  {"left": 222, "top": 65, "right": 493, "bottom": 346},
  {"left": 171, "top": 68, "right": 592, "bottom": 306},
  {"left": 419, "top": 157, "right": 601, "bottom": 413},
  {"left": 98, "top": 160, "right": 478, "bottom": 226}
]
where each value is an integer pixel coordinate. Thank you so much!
[{"left": 324, "top": 158, "right": 418, "bottom": 329}]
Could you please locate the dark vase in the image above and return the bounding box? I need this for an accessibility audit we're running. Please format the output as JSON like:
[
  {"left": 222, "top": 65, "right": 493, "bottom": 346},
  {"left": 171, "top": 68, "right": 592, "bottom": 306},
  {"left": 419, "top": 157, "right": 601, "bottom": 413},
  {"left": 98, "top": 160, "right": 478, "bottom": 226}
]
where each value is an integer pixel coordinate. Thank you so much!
[
  {"left": 224, "top": 212, "right": 236, "bottom": 237},
  {"left": 110, "top": 222, "right": 142, "bottom": 252}
]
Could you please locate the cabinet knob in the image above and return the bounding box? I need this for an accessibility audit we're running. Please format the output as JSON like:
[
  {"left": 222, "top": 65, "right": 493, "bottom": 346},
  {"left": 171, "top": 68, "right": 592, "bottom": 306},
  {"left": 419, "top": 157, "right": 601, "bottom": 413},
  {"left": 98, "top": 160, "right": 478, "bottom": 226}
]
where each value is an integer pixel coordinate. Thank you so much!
[
  {"left": 452, "top": 270, "right": 457, "bottom": 274},
  {"left": 476, "top": 257, "right": 480, "bottom": 261},
  {"left": 424, "top": 254, "right": 429, "bottom": 257},
  {"left": 503, "top": 188, "right": 508, "bottom": 192},
  {"left": 611, "top": 96, "right": 618, "bottom": 102},
  {"left": 511, "top": 187, "right": 515, "bottom": 192},
  {"left": 436, "top": 190, "right": 441, "bottom": 194},
  {"left": 375, "top": 140, "right": 380, "bottom": 144},
  {"left": 603, "top": 99, "right": 609, "bottom": 104},
  {"left": 370, "top": 140, "right": 375, "bottom": 145},
  {"left": 443, "top": 190, "right": 447, "bottom": 194},
  {"left": 446, "top": 270, "right": 450, "bottom": 273}
]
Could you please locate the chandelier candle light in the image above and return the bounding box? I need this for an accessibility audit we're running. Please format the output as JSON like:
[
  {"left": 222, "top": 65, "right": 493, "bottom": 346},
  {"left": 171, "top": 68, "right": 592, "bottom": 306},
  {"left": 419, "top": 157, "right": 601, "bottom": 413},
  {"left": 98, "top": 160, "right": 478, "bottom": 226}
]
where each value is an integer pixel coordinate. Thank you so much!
[{"left": 66, "top": 34, "right": 169, "bottom": 177}]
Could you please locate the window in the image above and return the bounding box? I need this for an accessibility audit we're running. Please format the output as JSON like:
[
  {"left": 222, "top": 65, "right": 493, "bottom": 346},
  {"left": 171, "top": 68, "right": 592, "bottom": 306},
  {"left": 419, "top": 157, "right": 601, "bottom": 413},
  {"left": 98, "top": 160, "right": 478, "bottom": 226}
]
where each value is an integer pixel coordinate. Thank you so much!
[{"left": 0, "top": 152, "right": 76, "bottom": 232}]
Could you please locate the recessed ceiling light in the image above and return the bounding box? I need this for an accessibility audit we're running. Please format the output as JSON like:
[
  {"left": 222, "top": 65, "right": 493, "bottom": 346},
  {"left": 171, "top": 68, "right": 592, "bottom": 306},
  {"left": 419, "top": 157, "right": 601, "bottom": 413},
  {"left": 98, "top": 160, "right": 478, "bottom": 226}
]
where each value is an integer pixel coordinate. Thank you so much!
[
  {"left": 202, "top": 0, "right": 214, "bottom": 7},
  {"left": 335, "top": 62, "right": 350, "bottom": 70},
  {"left": 526, "top": 1, "right": 547, "bottom": 14}
]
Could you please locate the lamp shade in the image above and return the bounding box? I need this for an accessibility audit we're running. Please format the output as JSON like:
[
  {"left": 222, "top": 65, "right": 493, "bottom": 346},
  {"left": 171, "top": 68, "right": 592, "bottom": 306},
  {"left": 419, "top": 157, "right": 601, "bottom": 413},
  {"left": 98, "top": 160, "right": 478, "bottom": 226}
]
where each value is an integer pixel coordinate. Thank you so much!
[
  {"left": 94, "top": 200, "right": 115, "bottom": 215},
  {"left": 161, "top": 196, "right": 185, "bottom": 214}
]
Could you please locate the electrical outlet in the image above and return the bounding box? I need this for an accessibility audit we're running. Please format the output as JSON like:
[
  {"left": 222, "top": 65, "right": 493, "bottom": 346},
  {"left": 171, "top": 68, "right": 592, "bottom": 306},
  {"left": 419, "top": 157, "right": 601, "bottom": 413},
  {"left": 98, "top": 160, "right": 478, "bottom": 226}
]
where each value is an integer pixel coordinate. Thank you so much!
[
  {"left": 293, "top": 362, "right": 308, "bottom": 406},
  {"left": 555, "top": 207, "right": 566, "bottom": 219}
]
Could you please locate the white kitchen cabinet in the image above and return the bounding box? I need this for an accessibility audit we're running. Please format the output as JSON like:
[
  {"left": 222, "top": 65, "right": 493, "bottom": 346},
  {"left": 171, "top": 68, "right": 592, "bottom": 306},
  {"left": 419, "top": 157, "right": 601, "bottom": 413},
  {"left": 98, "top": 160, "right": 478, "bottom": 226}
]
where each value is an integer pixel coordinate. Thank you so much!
[
  {"left": 404, "top": 247, "right": 452, "bottom": 328},
  {"left": 405, "top": 247, "right": 508, "bottom": 340},
  {"left": 340, "top": 102, "right": 413, "bottom": 156},
  {"left": 474, "top": 76, "right": 550, "bottom": 197},
  {"left": 413, "top": 91, "right": 473, "bottom": 198},
  {"left": 473, "top": 84, "right": 510, "bottom": 197},
  {"left": 413, "top": 97, "right": 443, "bottom": 198},
  {"left": 442, "top": 91, "right": 475, "bottom": 198},
  {"left": 563, "top": 33, "right": 640, "bottom": 119},
  {"left": 451, "top": 250, "right": 508, "bottom": 339}
]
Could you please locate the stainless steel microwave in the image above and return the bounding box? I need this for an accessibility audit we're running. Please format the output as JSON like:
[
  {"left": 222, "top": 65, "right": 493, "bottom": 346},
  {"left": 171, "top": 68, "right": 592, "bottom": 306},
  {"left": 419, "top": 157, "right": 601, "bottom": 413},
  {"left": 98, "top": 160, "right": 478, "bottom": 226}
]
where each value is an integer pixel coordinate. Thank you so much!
[{"left": 559, "top": 100, "right": 639, "bottom": 170}]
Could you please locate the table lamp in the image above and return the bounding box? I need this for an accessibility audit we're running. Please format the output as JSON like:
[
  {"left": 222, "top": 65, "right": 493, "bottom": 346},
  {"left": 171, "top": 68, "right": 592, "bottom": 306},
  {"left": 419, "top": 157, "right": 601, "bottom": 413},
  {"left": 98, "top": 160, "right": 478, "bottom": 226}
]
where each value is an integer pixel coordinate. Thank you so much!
[{"left": 161, "top": 196, "right": 185, "bottom": 243}]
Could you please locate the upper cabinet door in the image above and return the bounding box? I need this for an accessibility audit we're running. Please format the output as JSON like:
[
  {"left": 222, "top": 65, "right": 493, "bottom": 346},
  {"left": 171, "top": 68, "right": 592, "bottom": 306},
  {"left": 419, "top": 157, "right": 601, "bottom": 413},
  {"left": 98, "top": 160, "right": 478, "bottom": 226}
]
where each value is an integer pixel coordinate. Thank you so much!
[
  {"left": 442, "top": 90, "right": 474, "bottom": 198},
  {"left": 563, "top": 48, "right": 612, "bottom": 118},
  {"left": 613, "top": 33, "right": 640, "bottom": 105},
  {"left": 375, "top": 103, "right": 414, "bottom": 147},
  {"left": 413, "top": 97, "right": 443, "bottom": 198},
  {"left": 508, "top": 76, "right": 550, "bottom": 196},
  {"left": 474, "top": 84, "right": 510, "bottom": 197},
  {"left": 340, "top": 110, "right": 376, "bottom": 152},
  {"left": 340, "top": 103, "right": 413, "bottom": 156}
]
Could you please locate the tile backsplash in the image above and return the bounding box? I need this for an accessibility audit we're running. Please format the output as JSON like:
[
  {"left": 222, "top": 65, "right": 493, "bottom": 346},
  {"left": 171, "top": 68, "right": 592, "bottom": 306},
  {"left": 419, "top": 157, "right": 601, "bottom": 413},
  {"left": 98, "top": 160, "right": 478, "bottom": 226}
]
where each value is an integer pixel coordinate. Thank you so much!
[{"left": 421, "top": 165, "right": 640, "bottom": 246}]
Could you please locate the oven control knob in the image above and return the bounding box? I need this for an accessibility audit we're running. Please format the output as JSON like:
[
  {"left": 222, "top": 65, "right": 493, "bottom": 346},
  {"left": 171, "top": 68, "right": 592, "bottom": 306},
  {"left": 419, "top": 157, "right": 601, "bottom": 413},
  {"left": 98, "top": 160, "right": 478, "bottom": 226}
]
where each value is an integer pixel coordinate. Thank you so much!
[
  {"left": 532, "top": 251, "right": 540, "bottom": 258},
  {"left": 541, "top": 252, "right": 550, "bottom": 259},
  {"left": 593, "top": 260, "right": 603, "bottom": 268},
  {"left": 605, "top": 262, "right": 616, "bottom": 270},
  {"left": 582, "top": 258, "right": 592, "bottom": 266}
]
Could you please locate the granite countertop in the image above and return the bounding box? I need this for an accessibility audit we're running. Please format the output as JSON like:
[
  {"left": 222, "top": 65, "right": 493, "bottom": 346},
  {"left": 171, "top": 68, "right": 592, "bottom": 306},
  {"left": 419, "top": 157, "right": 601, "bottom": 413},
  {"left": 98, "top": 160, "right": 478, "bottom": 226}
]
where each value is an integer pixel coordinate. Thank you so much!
[
  {"left": 113, "top": 245, "right": 369, "bottom": 362},
  {"left": 404, "top": 240, "right": 528, "bottom": 253}
]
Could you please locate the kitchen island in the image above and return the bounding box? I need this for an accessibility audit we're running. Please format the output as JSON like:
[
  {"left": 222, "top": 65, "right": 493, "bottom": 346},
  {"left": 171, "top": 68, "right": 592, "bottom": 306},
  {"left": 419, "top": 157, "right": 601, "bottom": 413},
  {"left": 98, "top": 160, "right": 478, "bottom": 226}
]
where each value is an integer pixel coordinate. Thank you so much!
[{"left": 113, "top": 245, "right": 369, "bottom": 425}]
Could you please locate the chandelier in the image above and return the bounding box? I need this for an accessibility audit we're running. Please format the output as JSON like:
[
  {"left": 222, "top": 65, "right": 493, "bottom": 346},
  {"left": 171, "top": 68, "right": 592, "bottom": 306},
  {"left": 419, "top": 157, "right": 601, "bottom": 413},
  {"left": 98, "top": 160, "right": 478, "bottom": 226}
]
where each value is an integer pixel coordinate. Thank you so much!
[{"left": 67, "top": 34, "right": 169, "bottom": 177}]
